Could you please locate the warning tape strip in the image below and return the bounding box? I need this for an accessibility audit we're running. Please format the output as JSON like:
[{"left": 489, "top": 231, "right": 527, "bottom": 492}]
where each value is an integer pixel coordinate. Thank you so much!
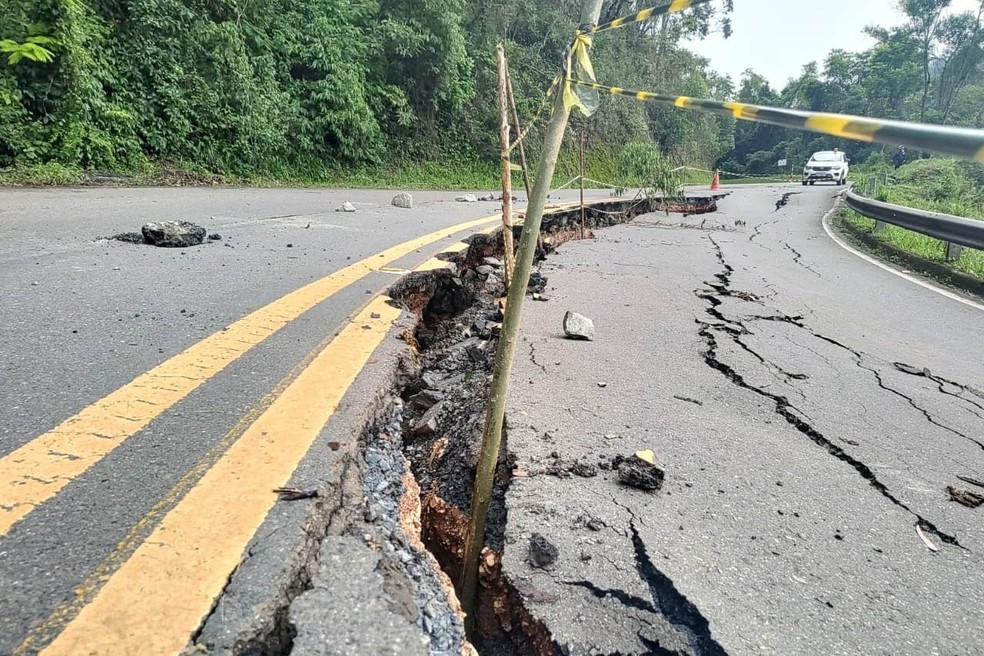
[
  {"left": 571, "top": 80, "right": 984, "bottom": 163},
  {"left": 579, "top": 0, "right": 714, "bottom": 35}
]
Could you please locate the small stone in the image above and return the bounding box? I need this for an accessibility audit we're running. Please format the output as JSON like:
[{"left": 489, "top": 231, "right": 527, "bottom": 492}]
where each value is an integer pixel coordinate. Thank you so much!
[
  {"left": 476, "top": 265, "right": 495, "bottom": 276},
  {"left": 31, "top": 281, "right": 39, "bottom": 286},
  {"left": 370, "top": 312, "right": 381, "bottom": 319},
  {"left": 616, "top": 455, "right": 665, "bottom": 492},
  {"left": 482, "top": 256, "right": 504, "bottom": 267},
  {"left": 479, "top": 193, "right": 496, "bottom": 202},
  {"left": 413, "top": 402, "right": 444, "bottom": 436},
  {"left": 563, "top": 311, "right": 595, "bottom": 341},
  {"left": 597, "top": 382, "right": 608, "bottom": 388},
  {"left": 392, "top": 193, "right": 414, "bottom": 209},
  {"left": 336, "top": 201, "right": 357, "bottom": 212},
  {"left": 529, "top": 533, "right": 559, "bottom": 568},
  {"left": 570, "top": 461, "right": 598, "bottom": 478},
  {"left": 207, "top": 233, "right": 222, "bottom": 241},
  {"left": 455, "top": 194, "right": 478, "bottom": 203},
  {"left": 587, "top": 518, "right": 605, "bottom": 531},
  {"left": 141, "top": 221, "right": 207, "bottom": 247}
]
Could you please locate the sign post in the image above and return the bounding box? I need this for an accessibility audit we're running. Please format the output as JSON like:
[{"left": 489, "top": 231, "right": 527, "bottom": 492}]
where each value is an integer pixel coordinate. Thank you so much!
[{"left": 777, "top": 158, "right": 788, "bottom": 179}]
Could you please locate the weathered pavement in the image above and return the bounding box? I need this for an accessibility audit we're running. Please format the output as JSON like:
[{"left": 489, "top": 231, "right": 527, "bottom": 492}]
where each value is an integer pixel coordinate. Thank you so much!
[{"left": 503, "top": 184, "right": 984, "bottom": 655}]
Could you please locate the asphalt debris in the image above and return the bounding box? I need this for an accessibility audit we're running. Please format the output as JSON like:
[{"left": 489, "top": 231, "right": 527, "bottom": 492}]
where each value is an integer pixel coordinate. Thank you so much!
[
  {"left": 528, "top": 533, "right": 559, "bottom": 569},
  {"left": 142, "top": 220, "right": 207, "bottom": 247},
  {"left": 774, "top": 191, "right": 801, "bottom": 212},
  {"left": 107, "top": 231, "right": 145, "bottom": 244},
  {"left": 614, "top": 454, "right": 665, "bottom": 492}
]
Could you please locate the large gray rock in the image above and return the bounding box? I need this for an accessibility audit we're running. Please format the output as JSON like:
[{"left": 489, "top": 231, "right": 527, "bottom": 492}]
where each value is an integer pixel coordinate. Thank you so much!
[
  {"left": 336, "top": 201, "right": 356, "bottom": 213},
  {"left": 563, "top": 311, "right": 595, "bottom": 341},
  {"left": 392, "top": 193, "right": 413, "bottom": 209},
  {"left": 455, "top": 194, "right": 478, "bottom": 203},
  {"left": 141, "top": 221, "right": 206, "bottom": 247}
]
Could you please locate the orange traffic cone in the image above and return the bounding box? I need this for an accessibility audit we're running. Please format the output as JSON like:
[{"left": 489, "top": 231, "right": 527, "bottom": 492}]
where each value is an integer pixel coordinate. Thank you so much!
[{"left": 710, "top": 169, "right": 720, "bottom": 191}]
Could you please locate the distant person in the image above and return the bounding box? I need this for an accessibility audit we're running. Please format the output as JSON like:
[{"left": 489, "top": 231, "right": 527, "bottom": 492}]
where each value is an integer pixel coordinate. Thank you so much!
[{"left": 892, "top": 146, "right": 907, "bottom": 169}]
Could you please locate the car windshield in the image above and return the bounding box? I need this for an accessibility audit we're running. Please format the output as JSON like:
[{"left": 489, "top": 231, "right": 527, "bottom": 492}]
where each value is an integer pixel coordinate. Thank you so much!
[{"left": 811, "top": 152, "right": 841, "bottom": 162}]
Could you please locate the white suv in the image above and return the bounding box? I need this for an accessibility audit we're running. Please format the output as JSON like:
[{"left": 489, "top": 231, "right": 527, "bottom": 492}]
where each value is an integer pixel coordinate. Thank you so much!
[{"left": 802, "top": 151, "right": 849, "bottom": 186}]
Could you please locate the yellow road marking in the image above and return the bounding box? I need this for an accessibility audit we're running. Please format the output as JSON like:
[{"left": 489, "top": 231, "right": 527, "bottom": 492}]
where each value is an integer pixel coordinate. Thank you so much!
[
  {"left": 12, "top": 324, "right": 343, "bottom": 655},
  {"left": 0, "top": 214, "right": 500, "bottom": 538},
  {"left": 38, "top": 297, "right": 402, "bottom": 656}
]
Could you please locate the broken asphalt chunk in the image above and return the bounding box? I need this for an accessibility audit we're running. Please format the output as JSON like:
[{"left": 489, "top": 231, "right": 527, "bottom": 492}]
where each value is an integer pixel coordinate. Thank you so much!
[
  {"left": 563, "top": 311, "right": 595, "bottom": 341},
  {"left": 528, "top": 533, "right": 559, "bottom": 569},
  {"left": 142, "top": 221, "right": 207, "bottom": 247},
  {"left": 615, "top": 454, "right": 665, "bottom": 492},
  {"left": 412, "top": 401, "right": 444, "bottom": 437}
]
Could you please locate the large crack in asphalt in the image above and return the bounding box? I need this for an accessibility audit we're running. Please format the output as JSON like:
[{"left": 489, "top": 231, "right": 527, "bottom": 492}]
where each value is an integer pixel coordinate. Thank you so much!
[
  {"left": 893, "top": 362, "right": 984, "bottom": 420},
  {"left": 695, "top": 235, "right": 964, "bottom": 550},
  {"left": 781, "top": 242, "right": 821, "bottom": 277},
  {"left": 564, "top": 519, "right": 729, "bottom": 656}
]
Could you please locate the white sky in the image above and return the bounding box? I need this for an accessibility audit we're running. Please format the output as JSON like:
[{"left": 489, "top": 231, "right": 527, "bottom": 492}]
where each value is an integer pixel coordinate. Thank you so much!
[{"left": 686, "top": 0, "right": 982, "bottom": 89}]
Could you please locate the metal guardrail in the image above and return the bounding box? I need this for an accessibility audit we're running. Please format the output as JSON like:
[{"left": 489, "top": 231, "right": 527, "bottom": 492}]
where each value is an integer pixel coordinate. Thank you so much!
[{"left": 844, "top": 189, "right": 984, "bottom": 259}]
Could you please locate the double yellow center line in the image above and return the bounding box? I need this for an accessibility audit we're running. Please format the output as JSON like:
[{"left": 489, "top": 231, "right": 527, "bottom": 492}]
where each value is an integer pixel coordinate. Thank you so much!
[{"left": 0, "top": 213, "right": 500, "bottom": 538}]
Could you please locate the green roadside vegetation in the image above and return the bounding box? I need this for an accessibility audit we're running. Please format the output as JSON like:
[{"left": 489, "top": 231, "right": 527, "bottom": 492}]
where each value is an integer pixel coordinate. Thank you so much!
[
  {"left": 837, "top": 156, "right": 984, "bottom": 280},
  {"left": 3, "top": 1, "right": 982, "bottom": 193}
]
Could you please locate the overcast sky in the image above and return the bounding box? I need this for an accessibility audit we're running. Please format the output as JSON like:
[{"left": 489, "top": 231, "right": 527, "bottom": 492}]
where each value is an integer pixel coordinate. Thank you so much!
[{"left": 685, "top": 0, "right": 982, "bottom": 89}]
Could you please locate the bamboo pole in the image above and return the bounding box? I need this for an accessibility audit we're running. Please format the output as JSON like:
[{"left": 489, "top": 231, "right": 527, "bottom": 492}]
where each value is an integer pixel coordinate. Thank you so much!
[
  {"left": 496, "top": 45, "right": 515, "bottom": 287},
  {"left": 460, "top": 0, "right": 606, "bottom": 635}
]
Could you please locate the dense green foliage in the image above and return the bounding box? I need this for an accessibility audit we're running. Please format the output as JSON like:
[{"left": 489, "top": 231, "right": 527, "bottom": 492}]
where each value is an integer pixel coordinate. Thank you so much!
[
  {"left": 1, "top": 0, "right": 981, "bottom": 185},
  {"left": 0, "top": 0, "right": 733, "bottom": 178}
]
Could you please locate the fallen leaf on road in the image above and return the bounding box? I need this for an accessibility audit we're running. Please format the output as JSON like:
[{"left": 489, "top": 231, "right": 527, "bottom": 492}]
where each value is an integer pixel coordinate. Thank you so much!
[
  {"left": 916, "top": 524, "right": 939, "bottom": 552},
  {"left": 947, "top": 486, "right": 984, "bottom": 508},
  {"left": 274, "top": 487, "right": 319, "bottom": 501}
]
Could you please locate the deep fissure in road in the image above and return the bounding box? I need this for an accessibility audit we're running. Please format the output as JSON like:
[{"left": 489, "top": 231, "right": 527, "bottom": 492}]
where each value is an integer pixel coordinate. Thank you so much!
[
  {"left": 362, "top": 199, "right": 669, "bottom": 655},
  {"left": 694, "top": 236, "right": 963, "bottom": 549}
]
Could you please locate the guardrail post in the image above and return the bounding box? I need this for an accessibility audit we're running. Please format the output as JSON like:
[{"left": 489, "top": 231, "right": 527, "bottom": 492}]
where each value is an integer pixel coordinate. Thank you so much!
[{"left": 946, "top": 242, "right": 963, "bottom": 261}]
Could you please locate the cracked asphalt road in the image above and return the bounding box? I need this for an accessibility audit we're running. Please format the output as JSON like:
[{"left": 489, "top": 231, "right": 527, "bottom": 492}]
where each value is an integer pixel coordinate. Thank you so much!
[{"left": 502, "top": 184, "right": 984, "bottom": 655}]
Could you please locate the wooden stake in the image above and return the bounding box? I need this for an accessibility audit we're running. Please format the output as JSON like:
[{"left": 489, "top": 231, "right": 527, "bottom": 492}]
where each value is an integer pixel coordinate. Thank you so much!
[
  {"left": 579, "top": 129, "right": 586, "bottom": 239},
  {"left": 461, "top": 0, "right": 606, "bottom": 636},
  {"left": 496, "top": 45, "right": 515, "bottom": 287},
  {"left": 505, "top": 64, "right": 532, "bottom": 199}
]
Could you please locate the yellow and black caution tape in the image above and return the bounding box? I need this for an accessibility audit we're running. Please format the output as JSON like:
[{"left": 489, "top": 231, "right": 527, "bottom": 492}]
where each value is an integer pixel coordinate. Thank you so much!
[
  {"left": 563, "top": 0, "right": 710, "bottom": 116},
  {"left": 579, "top": 0, "right": 714, "bottom": 35},
  {"left": 571, "top": 80, "right": 984, "bottom": 163},
  {"left": 562, "top": 35, "right": 599, "bottom": 117}
]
